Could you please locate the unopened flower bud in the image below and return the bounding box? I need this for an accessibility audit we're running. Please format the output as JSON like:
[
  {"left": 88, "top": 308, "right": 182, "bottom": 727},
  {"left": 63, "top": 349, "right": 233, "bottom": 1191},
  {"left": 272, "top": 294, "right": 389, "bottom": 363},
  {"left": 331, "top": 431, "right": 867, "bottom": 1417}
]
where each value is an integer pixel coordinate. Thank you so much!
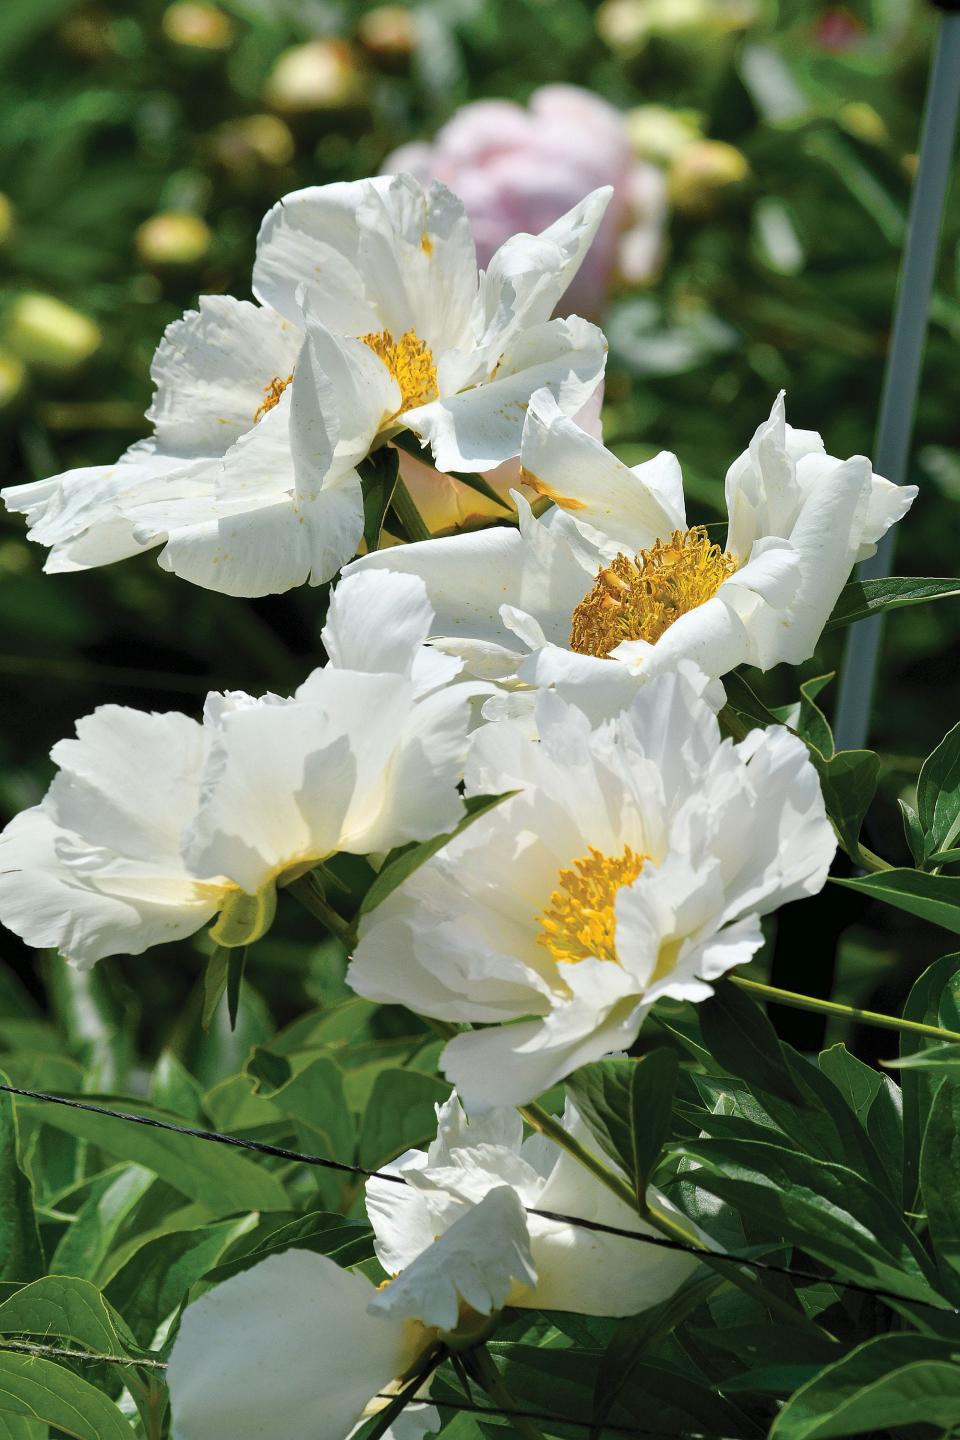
[
  {"left": 669, "top": 140, "right": 749, "bottom": 217},
  {"left": 625, "top": 105, "right": 702, "bottom": 164},
  {"left": 598, "top": 0, "right": 755, "bottom": 51},
  {"left": 357, "top": 5, "right": 417, "bottom": 60},
  {"left": 0, "top": 193, "right": 13, "bottom": 248},
  {"left": 5, "top": 295, "right": 102, "bottom": 372},
  {"left": 264, "top": 40, "right": 365, "bottom": 113},
  {"left": 211, "top": 114, "right": 295, "bottom": 174},
  {"left": 161, "top": 2, "right": 233, "bottom": 50},
  {"left": 838, "top": 102, "right": 888, "bottom": 147},
  {"left": 0, "top": 349, "right": 26, "bottom": 411},
  {"left": 135, "top": 211, "right": 212, "bottom": 268}
]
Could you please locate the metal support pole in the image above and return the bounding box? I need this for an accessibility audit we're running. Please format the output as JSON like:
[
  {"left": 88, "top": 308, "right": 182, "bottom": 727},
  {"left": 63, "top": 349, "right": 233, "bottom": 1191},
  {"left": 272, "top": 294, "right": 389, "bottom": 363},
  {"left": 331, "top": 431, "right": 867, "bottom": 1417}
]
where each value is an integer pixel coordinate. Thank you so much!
[{"left": 833, "top": 10, "right": 960, "bottom": 752}]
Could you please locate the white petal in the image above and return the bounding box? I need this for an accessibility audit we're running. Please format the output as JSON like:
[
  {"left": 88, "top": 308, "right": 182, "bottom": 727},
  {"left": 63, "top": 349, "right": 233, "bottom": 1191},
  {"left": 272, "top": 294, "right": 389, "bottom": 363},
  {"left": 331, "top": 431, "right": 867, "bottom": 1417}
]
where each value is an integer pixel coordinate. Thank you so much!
[
  {"left": 0, "top": 808, "right": 215, "bottom": 968},
  {"left": 368, "top": 1186, "right": 536, "bottom": 1331},
  {"left": 253, "top": 179, "right": 388, "bottom": 329},
  {"left": 407, "top": 316, "right": 606, "bottom": 473},
  {"left": 442, "top": 963, "right": 643, "bottom": 1110},
  {"left": 520, "top": 387, "right": 685, "bottom": 548},
  {"left": 148, "top": 296, "right": 303, "bottom": 457},
  {"left": 856, "top": 474, "right": 917, "bottom": 560},
  {"left": 168, "top": 1250, "right": 416, "bottom": 1440},
  {"left": 323, "top": 571, "right": 435, "bottom": 677},
  {"left": 477, "top": 187, "right": 612, "bottom": 346},
  {"left": 356, "top": 176, "right": 478, "bottom": 354}
]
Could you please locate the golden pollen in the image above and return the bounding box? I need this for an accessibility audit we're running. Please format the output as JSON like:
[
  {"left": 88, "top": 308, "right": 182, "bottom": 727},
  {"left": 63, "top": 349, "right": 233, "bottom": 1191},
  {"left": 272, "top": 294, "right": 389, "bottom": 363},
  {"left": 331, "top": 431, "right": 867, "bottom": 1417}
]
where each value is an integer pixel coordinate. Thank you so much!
[
  {"left": 569, "top": 526, "right": 738, "bottom": 658},
  {"left": 253, "top": 372, "right": 293, "bottom": 423},
  {"left": 537, "top": 845, "right": 647, "bottom": 965},
  {"left": 360, "top": 328, "right": 438, "bottom": 412}
]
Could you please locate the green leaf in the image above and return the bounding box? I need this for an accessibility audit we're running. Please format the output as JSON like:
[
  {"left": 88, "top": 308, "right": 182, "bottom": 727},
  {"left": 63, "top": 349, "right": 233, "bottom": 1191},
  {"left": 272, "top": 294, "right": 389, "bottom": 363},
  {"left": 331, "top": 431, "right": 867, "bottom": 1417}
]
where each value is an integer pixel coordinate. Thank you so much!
[
  {"left": 810, "top": 749, "right": 879, "bottom": 859},
  {"left": 0, "top": 1077, "right": 43, "bottom": 1283},
  {"left": 105, "top": 1217, "right": 252, "bottom": 1346},
  {"left": 722, "top": 670, "right": 781, "bottom": 730},
  {"left": 819, "top": 1044, "right": 902, "bottom": 1197},
  {"left": 794, "top": 674, "right": 835, "bottom": 758},
  {"left": 920, "top": 1078, "right": 960, "bottom": 1299},
  {"left": 897, "top": 797, "right": 925, "bottom": 866},
  {"left": 671, "top": 1136, "right": 944, "bottom": 1306},
  {"left": 824, "top": 576, "right": 960, "bottom": 632},
  {"left": 357, "top": 792, "right": 516, "bottom": 921},
  {"left": 833, "top": 867, "right": 960, "bottom": 933},
  {"left": 899, "top": 954, "right": 960, "bottom": 1209},
  {"left": 0, "top": 1352, "right": 135, "bottom": 1440},
  {"left": 17, "top": 1094, "right": 288, "bottom": 1213},
  {"left": 567, "top": 1051, "right": 678, "bottom": 1199},
  {"left": 358, "top": 1069, "right": 451, "bottom": 1170},
  {"left": 359, "top": 445, "right": 400, "bottom": 552},
  {"left": 917, "top": 721, "right": 960, "bottom": 864},
  {"left": 591, "top": 1271, "right": 724, "bottom": 1439},
  {"left": 769, "top": 1334, "right": 960, "bottom": 1439},
  {"left": 882, "top": 1042, "right": 960, "bottom": 1074},
  {"left": 0, "top": 1275, "right": 139, "bottom": 1358},
  {"left": 49, "top": 1164, "right": 155, "bottom": 1283},
  {"left": 698, "top": 984, "right": 803, "bottom": 1105},
  {"left": 205, "top": 1211, "right": 374, "bottom": 1285}
]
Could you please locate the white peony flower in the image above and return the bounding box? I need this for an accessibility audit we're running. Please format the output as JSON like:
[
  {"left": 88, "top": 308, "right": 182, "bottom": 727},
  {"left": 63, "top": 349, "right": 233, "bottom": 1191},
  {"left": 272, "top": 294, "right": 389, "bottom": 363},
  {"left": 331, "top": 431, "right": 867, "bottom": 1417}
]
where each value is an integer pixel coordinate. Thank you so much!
[
  {"left": 0, "top": 574, "right": 482, "bottom": 964},
  {"left": 167, "top": 1090, "right": 700, "bottom": 1439},
  {"left": 346, "top": 389, "right": 916, "bottom": 702},
  {"left": 167, "top": 1189, "right": 532, "bottom": 1440},
  {"left": 253, "top": 173, "right": 611, "bottom": 473},
  {"left": 348, "top": 670, "right": 837, "bottom": 1108},
  {"left": 1, "top": 297, "right": 395, "bottom": 596}
]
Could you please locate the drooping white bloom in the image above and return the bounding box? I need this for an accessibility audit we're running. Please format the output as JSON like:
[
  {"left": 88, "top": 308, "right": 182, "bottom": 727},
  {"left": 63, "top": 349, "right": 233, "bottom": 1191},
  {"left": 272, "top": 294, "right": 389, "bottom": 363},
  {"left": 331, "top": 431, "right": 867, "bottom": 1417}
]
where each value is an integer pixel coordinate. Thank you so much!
[
  {"left": 253, "top": 173, "right": 611, "bottom": 473},
  {"left": 167, "top": 1091, "right": 701, "bottom": 1440},
  {"left": 347, "top": 389, "right": 917, "bottom": 702},
  {"left": 2, "top": 298, "right": 394, "bottom": 596},
  {"left": 348, "top": 670, "right": 837, "bottom": 1108},
  {"left": 0, "top": 573, "right": 482, "bottom": 964}
]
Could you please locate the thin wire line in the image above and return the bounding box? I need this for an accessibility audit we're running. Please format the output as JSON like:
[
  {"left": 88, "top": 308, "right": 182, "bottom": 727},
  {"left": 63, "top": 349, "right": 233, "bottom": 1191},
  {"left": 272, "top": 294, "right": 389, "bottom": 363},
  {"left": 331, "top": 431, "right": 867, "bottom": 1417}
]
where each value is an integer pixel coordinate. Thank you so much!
[
  {"left": 3, "top": 1082, "right": 952, "bottom": 1317},
  {"left": 0, "top": 1342, "right": 728, "bottom": 1438},
  {"left": 0, "top": 1338, "right": 166, "bottom": 1369},
  {"left": 379, "top": 1390, "right": 735, "bottom": 1440}
]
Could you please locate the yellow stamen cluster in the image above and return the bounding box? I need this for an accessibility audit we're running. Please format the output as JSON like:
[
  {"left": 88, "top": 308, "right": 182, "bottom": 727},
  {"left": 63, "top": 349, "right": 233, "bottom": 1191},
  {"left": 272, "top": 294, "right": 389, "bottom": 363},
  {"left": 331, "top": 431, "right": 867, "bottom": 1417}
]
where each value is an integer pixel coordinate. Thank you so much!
[
  {"left": 360, "top": 328, "right": 438, "bottom": 413},
  {"left": 569, "top": 526, "right": 738, "bottom": 657},
  {"left": 537, "top": 845, "right": 647, "bottom": 966},
  {"left": 253, "top": 372, "right": 293, "bottom": 423}
]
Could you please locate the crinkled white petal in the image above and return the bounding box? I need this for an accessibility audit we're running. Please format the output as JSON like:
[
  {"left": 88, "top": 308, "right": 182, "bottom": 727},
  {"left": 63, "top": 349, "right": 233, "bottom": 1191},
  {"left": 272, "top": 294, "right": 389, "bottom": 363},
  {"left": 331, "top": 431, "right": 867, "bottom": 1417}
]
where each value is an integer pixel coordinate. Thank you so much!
[
  {"left": 368, "top": 1186, "right": 536, "bottom": 1331},
  {"left": 406, "top": 316, "right": 606, "bottom": 473}
]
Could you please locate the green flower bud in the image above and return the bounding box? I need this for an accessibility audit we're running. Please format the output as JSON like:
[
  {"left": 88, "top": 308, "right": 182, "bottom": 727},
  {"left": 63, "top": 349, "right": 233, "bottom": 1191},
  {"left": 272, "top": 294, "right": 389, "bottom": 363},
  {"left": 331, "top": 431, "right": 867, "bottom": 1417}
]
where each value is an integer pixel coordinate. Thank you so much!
[
  {"left": 0, "top": 193, "right": 13, "bottom": 248},
  {"left": 6, "top": 294, "right": 101, "bottom": 371},
  {"left": 0, "top": 349, "right": 26, "bottom": 410},
  {"left": 161, "top": 2, "right": 233, "bottom": 50},
  {"left": 210, "top": 114, "right": 295, "bottom": 174},
  {"left": 264, "top": 40, "right": 365, "bottom": 113},
  {"left": 135, "top": 211, "right": 212, "bottom": 268},
  {"left": 625, "top": 105, "right": 703, "bottom": 165},
  {"left": 669, "top": 140, "right": 750, "bottom": 217},
  {"left": 357, "top": 5, "right": 417, "bottom": 61}
]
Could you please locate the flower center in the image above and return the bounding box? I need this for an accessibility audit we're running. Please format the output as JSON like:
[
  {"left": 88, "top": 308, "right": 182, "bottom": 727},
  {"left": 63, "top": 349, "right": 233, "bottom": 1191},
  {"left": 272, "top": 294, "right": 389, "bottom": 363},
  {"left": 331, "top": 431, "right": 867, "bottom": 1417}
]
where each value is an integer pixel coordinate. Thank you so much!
[
  {"left": 569, "top": 526, "right": 738, "bottom": 657},
  {"left": 537, "top": 844, "right": 647, "bottom": 965},
  {"left": 253, "top": 372, "right": 293, "bottom": 423},
  {"left": 360, "top": 328, "right": 438, "bottom": 412}
]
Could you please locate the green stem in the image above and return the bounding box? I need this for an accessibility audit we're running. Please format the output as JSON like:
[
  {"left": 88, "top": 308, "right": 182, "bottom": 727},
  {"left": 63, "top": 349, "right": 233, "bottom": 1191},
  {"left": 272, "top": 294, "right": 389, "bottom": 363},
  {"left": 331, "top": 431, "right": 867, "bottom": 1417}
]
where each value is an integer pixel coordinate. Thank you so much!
[
  {"left": 731, "top": 975, "right": 960, "bottom": 1043},
  {"left": 391, "top": 474, "right": 432, "bottom": 543},
  {"left": 285, "top": 874, "right": 351, "bottom": 941},
  {"left": 466, "top": 1345, "right": 547, "bottom": 1440}
]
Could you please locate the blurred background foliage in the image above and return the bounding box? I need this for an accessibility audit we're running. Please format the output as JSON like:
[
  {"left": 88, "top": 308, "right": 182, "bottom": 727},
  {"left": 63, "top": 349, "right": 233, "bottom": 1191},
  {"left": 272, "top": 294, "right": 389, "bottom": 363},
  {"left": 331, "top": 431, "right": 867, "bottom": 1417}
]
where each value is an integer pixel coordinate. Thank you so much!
[{"left": 1, "top": 0, "right": 957, "bottom": 1075}]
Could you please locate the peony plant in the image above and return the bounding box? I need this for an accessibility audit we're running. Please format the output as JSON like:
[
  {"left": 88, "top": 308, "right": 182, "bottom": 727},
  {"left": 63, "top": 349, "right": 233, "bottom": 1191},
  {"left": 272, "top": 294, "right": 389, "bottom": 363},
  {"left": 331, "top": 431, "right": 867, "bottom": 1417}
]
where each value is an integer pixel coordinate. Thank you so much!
[{"left": 2, "top": 158, "right": 960, "bottom": 1440}]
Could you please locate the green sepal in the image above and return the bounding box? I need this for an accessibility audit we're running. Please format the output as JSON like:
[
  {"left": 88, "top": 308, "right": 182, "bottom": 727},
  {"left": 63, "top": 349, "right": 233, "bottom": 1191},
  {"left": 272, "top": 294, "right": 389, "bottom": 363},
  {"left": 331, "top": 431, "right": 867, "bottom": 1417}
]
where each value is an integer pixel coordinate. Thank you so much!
[{"left": 209, "top": 884, "right": 277, "bottom": 949}]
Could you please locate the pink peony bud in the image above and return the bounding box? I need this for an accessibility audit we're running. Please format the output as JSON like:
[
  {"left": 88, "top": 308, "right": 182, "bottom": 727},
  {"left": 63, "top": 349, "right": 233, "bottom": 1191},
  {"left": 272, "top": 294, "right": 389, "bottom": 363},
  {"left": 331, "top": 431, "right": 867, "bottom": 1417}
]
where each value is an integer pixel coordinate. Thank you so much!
[{"left": 384, "top": 86, "right": 666, "bottom": 318}]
